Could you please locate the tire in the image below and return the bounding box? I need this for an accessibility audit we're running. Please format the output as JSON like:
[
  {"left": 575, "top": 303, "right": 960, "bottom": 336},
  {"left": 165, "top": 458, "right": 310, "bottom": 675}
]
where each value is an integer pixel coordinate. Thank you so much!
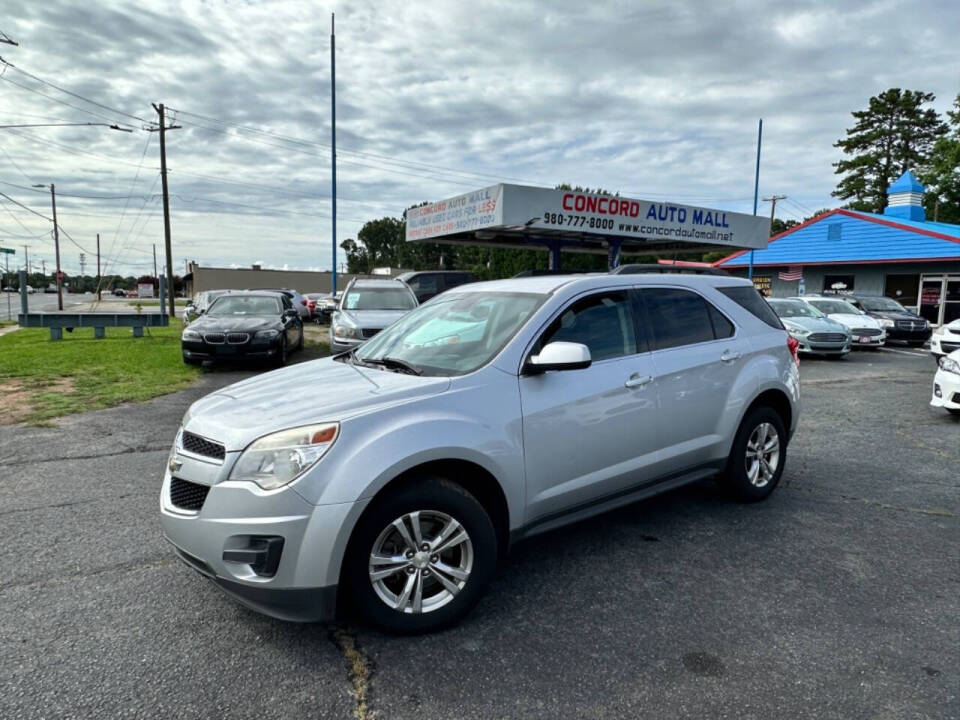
[
  {"left": 275, "top": 336, "right": 288, "bottom": 367},
  {"left": 343, "top": 477, "right": 497, "bottom": 634},
  {"left": 295, "top": 327, "right": 304, "bottom": 352},
  {"left": 721, "top": 406, "right": 787, "bottom": 502}
]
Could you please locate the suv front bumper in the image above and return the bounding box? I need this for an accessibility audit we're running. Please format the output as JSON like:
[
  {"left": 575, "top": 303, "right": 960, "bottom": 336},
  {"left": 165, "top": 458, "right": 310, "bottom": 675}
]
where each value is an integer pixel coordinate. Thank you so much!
[{"left": 160, "top": 468, "right": 366, "bottom": 622}]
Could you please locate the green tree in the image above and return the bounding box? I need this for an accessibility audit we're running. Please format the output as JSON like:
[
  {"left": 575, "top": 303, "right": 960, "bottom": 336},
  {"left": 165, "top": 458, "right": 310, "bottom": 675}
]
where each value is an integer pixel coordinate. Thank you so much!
[
  {"left": 922, "top": 93, "right": 960, "bottom": 224},
  {"left": 833, "top": 88, "right": 947, "bottom": 212}
]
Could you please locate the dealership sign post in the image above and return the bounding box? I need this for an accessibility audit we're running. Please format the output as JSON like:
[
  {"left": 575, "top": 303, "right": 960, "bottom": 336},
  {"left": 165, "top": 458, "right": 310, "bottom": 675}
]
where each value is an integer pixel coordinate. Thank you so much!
[{"left": 406, "top": 184, "right": 770, "bottom": 268}]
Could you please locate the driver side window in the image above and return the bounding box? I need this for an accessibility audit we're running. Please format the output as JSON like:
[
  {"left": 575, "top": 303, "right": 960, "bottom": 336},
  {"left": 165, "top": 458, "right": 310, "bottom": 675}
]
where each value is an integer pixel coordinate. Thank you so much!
[{"left": 539, "top": 291, "right": 637, "bottom": 362}]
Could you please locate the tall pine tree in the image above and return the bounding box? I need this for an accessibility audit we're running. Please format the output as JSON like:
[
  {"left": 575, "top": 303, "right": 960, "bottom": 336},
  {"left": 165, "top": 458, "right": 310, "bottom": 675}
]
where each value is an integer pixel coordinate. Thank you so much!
[
  {"left": 922, "top": 93, "right": 960, "bottom": 224},
  {"left": 833, "top": 89, "right": 947, "bottom": 212}
]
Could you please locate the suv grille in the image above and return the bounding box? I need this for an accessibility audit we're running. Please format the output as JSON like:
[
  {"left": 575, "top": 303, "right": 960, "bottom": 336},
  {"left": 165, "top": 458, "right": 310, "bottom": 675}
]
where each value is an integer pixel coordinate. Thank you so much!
[
  {"left": 226, "top": 332, "right": 250, "bottom": 344},
  {"left": 360, "top": 328, "right": 383, "bottom": 339},
  {"left": 181, "top": 431, "right": 226, "bottom": 460},
  {"left": 852, "top": 328, "right": 881, "bottom": 337},
  {"left": 169, "top": 477, "right": 210, "bottom": 511},
  {"left": 895, "top": 319, "right": 924, "bottom": 330},
  {"left": 942, "top": 341, "right": 960, "bottom": 353},
  {"left": 203, "top": 332, "right": 225, "bottom": 344},
  {"left": 808, "top": 333, "right": 847, "bottom": 343}
]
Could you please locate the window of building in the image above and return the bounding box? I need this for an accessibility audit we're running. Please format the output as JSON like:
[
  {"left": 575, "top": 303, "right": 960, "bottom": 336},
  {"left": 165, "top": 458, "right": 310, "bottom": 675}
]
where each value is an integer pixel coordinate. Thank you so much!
[{"left": 884, "top": 274, "right": 920, "bottom": 309}]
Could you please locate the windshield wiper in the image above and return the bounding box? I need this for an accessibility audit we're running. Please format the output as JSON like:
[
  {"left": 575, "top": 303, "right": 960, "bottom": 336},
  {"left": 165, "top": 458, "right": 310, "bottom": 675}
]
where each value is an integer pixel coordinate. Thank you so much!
[{"left": 363, "top": 356, "right": 423, "bottom": 375}]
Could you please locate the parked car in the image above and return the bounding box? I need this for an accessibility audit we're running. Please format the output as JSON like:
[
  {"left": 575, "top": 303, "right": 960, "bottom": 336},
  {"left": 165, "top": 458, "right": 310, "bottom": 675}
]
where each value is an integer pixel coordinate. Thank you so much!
[
  {"left": 250, "top": 287, "right": 311, "bottom": 319},
  {"left": 303, "top": 293, "right": 323, "bottom": 320},
  {"left": 931, "top": 349, "right": 960, "bottom": 416},
  {"left": 844, "top": 294, "right": 931, "bottom": 346},
  {"left": 397, "top": 270, "right": 478, "bottom": 304},
  {"left": 112, "top": 288, "right": 126, "bottom": 297},
  {"left": 161, "top": 272, "right": 800, "bottom": 633},
  {"left": 793, "top": 295, "right": 886, "bottom": 348},
  {"left": 329, "top": 278, "right": 418, "bottom": 355},
  {"left": 929, "top": 318, "right": 960, "bottom": 363},
  {"left": 184, "top": 289, "right": 235, "bottom": 325},
  {"left": 317, "top": 292, "right": 341, "bottom": 321},
  {"left": 181, "top": 291, "right": 303, "bottom": 366},
  {"left": 767, "top": 298, "right": 851, "bottom": 357}
]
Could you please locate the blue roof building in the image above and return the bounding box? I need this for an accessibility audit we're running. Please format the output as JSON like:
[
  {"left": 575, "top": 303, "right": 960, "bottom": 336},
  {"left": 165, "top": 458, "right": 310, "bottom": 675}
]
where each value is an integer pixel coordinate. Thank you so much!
[{"left": 715, "top": 172, "right": 960, "bottom": 325}]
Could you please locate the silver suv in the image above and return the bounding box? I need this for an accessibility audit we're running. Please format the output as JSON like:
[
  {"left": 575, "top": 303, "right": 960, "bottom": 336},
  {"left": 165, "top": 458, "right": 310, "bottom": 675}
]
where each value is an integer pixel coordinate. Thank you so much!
[
  {"left": 329, "top": 278, "right": 418, "bottom": 354},
  {"left": 161, "top": 272, "right": 800, "bottom": 633}
]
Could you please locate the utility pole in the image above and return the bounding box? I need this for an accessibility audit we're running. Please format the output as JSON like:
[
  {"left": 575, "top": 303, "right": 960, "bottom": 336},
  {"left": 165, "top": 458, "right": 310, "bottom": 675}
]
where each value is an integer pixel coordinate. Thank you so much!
[
  {"left": 763, "top": 194, "right": 787, "bottom": 228},
  {"left": 149, "top": 103, "right": 180, "bottom": 317},
  {"left": 96, "top": 233, "right": 101, "bottom": 301},
  {"left": 153, "top": 243, "right": 158, "bottom": 281},
  {"left": 22, "top": 244, "right": 29, "bottom": 274},
  {"left": 749, "top": 119, "right": 762, "bottom": 280},
  {"left": 50, "top": 184, "right": 63, "bottom": 310},
  {"left": 42, "top": 259, "right": 46, "bottom": 276},
  {"left": 79, "top": 253, "right": 86, "bottom": 276}
]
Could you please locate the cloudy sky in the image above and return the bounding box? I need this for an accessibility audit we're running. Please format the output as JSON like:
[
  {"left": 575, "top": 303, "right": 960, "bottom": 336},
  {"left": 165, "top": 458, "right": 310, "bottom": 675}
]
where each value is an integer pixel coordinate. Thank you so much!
[{"left": 0, "top": 0, "right": 957, "bottom": 277}]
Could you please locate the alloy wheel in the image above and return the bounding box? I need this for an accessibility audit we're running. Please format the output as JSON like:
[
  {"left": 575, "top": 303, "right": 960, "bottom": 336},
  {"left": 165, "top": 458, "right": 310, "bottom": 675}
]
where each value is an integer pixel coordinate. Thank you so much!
[
  {"left": 744, "top": 422, "right": 780, "bottom": 488},
  {"left": 368, "top": 510, "right": 474, "bottom": 614}
]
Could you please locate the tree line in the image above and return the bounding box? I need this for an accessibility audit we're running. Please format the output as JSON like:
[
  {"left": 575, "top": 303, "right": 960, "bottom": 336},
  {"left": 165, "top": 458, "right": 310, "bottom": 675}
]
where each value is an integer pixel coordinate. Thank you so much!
[{"left": 341, "top": 88, "right": 959, "bottom": 276}]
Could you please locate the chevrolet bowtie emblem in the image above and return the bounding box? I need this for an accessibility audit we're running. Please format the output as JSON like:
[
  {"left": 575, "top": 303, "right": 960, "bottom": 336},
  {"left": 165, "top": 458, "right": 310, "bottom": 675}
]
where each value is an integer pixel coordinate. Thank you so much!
[{"left": 168, "top": 457, "right": 183, "bottom": 473}]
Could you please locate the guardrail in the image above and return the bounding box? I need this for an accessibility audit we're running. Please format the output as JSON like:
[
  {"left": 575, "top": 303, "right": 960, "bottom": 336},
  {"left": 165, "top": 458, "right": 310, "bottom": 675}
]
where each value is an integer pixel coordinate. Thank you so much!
[{"left": 15, "top": 270, "right": 170, "bottom": 340}]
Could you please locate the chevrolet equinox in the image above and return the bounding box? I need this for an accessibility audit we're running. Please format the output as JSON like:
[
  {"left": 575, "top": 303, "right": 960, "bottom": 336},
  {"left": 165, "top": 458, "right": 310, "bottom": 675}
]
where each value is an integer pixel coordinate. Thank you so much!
[{"left": 161, "top": 273, "right": 800, "bottom": 633}]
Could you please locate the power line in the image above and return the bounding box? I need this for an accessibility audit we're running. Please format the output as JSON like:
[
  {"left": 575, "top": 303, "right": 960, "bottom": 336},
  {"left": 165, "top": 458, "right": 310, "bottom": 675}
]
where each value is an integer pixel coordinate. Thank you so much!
[
  {"left": 0, "top": 180, "right": 138, "bottom": 199},
  {"left": 0, "top": 56, "right": 146, "bottom": 124},
  {"left": 0, "top": 74, "right": 138, "bottom": 129},
  {"left": 0, "top": 190, "right": 51, "bottom": 220}
]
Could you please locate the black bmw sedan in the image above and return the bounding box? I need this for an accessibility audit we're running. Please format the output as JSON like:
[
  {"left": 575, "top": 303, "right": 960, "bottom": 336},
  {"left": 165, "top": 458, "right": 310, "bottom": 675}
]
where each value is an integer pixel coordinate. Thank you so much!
[{"left": 181, "top": 291, "right": 304, "bottom": 366}]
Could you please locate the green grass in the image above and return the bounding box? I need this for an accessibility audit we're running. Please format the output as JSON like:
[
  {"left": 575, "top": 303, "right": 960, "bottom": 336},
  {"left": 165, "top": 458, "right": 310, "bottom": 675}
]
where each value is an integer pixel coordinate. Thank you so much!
[{"left": 0, "top": 320, "right": 201, "bottom": 425}]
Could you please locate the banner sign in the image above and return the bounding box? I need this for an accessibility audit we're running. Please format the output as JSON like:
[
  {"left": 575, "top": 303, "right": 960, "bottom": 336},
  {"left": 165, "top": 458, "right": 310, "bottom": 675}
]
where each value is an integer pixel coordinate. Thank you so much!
[{"left": 406, "top": 184, "right": 770, "bottom": 250}]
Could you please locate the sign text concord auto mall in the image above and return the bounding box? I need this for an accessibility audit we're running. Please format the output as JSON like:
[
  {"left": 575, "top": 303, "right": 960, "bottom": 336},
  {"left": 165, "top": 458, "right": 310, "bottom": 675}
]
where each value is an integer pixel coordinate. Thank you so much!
[{"left": 406, "top": 184, "right": 770, "bottom": 254}]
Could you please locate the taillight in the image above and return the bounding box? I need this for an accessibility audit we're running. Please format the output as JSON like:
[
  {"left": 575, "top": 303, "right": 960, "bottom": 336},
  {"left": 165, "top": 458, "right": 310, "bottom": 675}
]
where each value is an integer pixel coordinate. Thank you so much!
[
  {"left": 786, "top": 335, "right": 800, "bottom": 367},
  {"left": 301, "top": 299, "right": 307, "bottom": 305}
]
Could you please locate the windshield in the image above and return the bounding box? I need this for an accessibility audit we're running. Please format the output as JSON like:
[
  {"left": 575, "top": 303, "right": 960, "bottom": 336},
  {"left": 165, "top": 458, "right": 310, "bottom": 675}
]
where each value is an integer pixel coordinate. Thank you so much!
[
  {"left": 208, "top": 295, "right": 280, "bottom": 316},
  {"left": 769, "top": 300, "right": 823, "bottom": 318},
  {"left": 807, "top": 299, "right": 860, "bottom": 315},
  {"left": 343, "top": 286, "right": 416, "bottom": 311},
  {"left": 353, "top": 291, "right": 545, "bottom": 376},
  {"left": 858, "top": 296, "right": 907, "bottom": 312}
]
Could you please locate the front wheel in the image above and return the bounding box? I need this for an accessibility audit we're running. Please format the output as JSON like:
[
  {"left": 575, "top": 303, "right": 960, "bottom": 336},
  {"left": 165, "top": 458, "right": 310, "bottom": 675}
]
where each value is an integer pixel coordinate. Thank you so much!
[
  {"left": 721, "top": 407, "right": 787, "bottom": 502},
  {"left": 344, "top": 477, "right": 497, "bottom": 634},
  {"left": 274, "top": 336, "right": 288, "bottom": 367}
]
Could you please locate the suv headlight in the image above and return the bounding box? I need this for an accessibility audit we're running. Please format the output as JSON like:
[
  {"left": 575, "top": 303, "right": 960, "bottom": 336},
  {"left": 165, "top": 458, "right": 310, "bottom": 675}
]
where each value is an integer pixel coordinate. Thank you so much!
[
  {"left": 878, "top": 318, "right": 894, "bottom": 328},
  {"left": 230, "top": 423, "right": 339, "bottom": 490},
  {"left": 788, "top": 326, "right": 810, "bottom": 337},
  {"left": 182, "top": 329, "right": 201, "bottom": 341},
  {"left": 333, "top": 324, "right": 361, "bottom": 340},
  {"left": 939, "top": 356, "right": 960, "bottom": 376}
]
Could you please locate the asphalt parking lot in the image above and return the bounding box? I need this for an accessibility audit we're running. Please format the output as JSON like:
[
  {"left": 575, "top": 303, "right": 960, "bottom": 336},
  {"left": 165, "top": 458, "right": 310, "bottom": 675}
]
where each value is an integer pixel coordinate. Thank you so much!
[{"left": 1, "top": 347, "right": 957, "bottom": 719}]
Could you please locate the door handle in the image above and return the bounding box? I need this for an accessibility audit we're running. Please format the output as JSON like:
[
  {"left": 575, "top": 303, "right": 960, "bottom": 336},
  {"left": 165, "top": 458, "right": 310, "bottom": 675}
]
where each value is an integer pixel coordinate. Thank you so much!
[
  {"left": 625, "top": 374, "right": 653, "bottom": 389},
  {"left": 720, "top": 349, "right": 742, "bottom": 364}
]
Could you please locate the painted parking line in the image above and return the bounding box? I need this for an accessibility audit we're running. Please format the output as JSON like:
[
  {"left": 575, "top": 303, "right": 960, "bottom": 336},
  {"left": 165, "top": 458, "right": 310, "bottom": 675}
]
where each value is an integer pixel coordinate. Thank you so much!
[{"left": 878, "top": 346, "right": 929, "bottom": 358}]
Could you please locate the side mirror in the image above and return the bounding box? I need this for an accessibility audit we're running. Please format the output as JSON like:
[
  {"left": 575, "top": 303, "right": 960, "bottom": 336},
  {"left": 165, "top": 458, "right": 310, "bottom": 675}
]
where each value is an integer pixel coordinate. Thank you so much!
[{"left": 526, "top": 341, "right": 592, "bottom": 373}]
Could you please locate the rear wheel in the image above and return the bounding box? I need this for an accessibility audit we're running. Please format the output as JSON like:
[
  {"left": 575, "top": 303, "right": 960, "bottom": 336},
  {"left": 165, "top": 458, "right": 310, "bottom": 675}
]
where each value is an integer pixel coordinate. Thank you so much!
[
  {"left": 344, "top": 477, "right": 497, "bottom": 634},
  {"left": 722, "top": 406, "right": 787, "bottom": 502},
  {"left": 295, "top": 327, "right": 304, "bottom": 351}
]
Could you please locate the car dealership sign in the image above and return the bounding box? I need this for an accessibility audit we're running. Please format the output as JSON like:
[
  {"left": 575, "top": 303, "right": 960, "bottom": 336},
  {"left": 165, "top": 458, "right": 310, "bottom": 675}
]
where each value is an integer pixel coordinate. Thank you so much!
[{"left": 406, "top": 184, "right": 770, "bottom": 250}]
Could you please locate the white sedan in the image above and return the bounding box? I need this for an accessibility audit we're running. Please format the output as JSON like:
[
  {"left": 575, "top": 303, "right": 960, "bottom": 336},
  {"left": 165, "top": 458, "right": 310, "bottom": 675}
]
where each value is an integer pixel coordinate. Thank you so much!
[
  {"left": 792, "top": 296, "right": 886, "bottom": 348},
  {"left": 931, "top": 349, "right": 960, "bottom": 416},
  {"left": 930, "top": 319, "right": 960, "bottom": 363}
]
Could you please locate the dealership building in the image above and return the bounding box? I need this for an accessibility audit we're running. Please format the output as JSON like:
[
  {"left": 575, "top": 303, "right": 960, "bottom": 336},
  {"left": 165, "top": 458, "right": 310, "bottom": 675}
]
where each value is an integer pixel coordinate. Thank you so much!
[{"left": 714, "top": 172, "right": 960, "bottom": 325}]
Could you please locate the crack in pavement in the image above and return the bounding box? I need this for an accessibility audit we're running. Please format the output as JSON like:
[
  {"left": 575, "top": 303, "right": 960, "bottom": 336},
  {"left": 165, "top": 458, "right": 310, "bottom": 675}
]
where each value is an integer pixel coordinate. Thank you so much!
[
  {"left": 331, "top": 626, "right": 374, "bottom": 720},
  {"left": 0, "top": 444, "right": 170, "bottom": 468},
  {"left": 0, "top": 554, "right": 174, "bottom": 593},
  {"left": 784, "top": 484, "right": 956, "bottom": 517},
  {"left": 0, "top": 492, "right": 140, "bottom": 517}
]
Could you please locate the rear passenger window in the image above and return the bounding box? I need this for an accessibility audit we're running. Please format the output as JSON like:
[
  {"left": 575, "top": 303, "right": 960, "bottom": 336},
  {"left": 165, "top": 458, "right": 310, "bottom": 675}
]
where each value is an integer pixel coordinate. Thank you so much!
[
  {"left": 642, "top": 288, "right": 723, "bottom": 350},
  {"left": 717, "top": 286, "right": 783, "bottom": 329},
  {"left": 540, "top": 291, "right": 636, "bottom": 361},
  {"left": 708, "top": 305, "right": 734, "bottom": 338}
]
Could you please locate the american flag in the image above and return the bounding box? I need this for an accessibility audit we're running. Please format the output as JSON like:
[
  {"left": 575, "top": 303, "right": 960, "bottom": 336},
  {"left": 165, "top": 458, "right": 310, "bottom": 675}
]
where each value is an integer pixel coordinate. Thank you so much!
[{"left": 778, "top": 265, "right": 803, "bottom": 282}]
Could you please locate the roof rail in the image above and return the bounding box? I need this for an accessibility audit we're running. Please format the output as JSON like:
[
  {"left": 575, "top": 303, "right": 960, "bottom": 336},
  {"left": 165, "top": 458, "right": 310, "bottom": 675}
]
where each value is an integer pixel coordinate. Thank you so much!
[
  {"left": 610, "top": 264, "right": 730, "bottom": 277},
  {"left": 511, "top": 269, "right": 594, "bottom": 278}
]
